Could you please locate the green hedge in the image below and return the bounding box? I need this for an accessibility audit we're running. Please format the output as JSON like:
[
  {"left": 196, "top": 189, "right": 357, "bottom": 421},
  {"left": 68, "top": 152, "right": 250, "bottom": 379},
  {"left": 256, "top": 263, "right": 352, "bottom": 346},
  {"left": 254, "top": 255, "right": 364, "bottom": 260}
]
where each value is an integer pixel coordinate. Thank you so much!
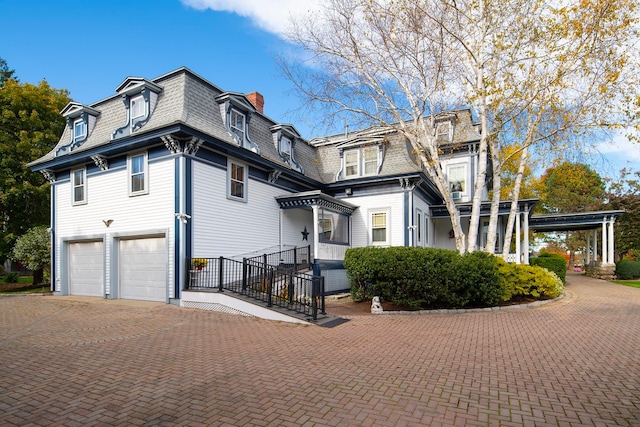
[
  {"left": 344, "top": 247, "right": 502, "bottom": 309},
  {"left": 498, "top": 260, "right": 564, "bottom": 301},
  {"left": 615, "top": 260, "right": 640, "bottom": 279},
  {"left": 530, "top": 253, "right": 567, "bottom": 284}
]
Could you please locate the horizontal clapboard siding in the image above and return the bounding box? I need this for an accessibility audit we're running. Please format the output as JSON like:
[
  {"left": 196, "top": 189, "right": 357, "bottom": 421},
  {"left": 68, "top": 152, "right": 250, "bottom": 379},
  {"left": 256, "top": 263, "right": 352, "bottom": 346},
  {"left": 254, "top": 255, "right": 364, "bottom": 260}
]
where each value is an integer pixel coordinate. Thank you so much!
[
  {"left": 349, "top": 191, "right": 405, "bottom": 248},
  {"left": 54, "top": 158, "right": 175, "bottom": 296},
  {"left": 192, "top": 161, "right": 291, "bottom": 258}
]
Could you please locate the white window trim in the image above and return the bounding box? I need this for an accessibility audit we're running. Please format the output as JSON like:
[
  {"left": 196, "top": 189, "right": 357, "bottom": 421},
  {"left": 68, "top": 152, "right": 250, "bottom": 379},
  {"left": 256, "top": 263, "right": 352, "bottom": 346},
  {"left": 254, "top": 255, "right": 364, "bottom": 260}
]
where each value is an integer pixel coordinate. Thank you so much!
[
  {"left": 436, "top": 121, "right": 452, "bottom": 141},
  {"left": 344, "top": 145, "right": 380, "bottom": 179},
  {"left": 280, "top": 136, "right": 292, "bottom": 158},
  {"left": 362, "top": 146, "right": 379, "bottom": 176},
  {"left": 230, "top": 109, "right": 246, "bottom": 144},
  {"left": 73, "top": 119, "right": 86, "bottom": 142},
  {"left": 128, "top": 152, "right": 148, "bottom": 196},
  {"left": 369, "top": 208, "right": 391, "bottom": 246},
  {"left": 344, "top": 150, "right": 360, "bottom": 178},
  {"left": 130, "top": 95, "right": 146, "bottom": 120},
  {"left": 71, "top": 168, "right": 87, "bottom": 205},
  {"left": 416, "top": 209, "right": 423, "bottom": 246},
  {"left": 227, "top": 158, "right": 248, "bottom": 202},
  {"left": 447, "top": 163, "right": 467, "bottom": 197}
]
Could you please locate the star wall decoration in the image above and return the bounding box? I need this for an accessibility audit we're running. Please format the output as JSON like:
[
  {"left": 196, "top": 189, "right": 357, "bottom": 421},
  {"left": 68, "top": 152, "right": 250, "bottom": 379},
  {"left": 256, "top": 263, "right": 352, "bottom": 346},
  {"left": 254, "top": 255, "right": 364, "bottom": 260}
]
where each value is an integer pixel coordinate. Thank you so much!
[{"left": 301, "top": 226, "right": 309, "bottom": 241}]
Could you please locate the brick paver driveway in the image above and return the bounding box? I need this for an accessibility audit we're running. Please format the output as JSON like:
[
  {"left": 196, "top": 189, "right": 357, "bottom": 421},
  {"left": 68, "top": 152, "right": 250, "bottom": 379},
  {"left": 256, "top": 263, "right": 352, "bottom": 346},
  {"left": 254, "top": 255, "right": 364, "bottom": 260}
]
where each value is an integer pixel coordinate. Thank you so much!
[{"left": 1, "top": 274, "right": 638, "bottom": 426}]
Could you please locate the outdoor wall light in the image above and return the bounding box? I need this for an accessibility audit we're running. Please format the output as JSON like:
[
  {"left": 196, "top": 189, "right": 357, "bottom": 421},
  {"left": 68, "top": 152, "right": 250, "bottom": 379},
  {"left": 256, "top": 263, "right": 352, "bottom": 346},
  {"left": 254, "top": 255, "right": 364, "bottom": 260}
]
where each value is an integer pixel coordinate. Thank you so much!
[
  {"left": 175, "top": 213, "right": 191, "bottom": 224},
  {"left": 345, "top": 188, "right": 353, "bottom": 196}
]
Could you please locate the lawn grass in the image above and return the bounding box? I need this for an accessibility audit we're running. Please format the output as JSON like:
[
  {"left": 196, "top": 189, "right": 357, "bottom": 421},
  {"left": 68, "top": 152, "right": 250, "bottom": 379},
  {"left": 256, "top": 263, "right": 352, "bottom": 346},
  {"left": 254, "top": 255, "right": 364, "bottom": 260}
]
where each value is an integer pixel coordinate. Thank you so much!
[
  {"left": 611, "top": 280, "right": 640, "bottom": 288},
  {"left": 0, "top": 285, "right": 51, "bottom": 294},
  {"left": 0, "top": 276, "right": 32, "bottom": 285}
]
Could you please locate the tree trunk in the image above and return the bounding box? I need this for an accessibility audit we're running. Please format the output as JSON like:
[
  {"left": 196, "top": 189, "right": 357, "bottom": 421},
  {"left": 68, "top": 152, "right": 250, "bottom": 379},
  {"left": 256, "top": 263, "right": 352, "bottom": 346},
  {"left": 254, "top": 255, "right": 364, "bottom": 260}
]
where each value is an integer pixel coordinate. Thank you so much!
[
  {"left": 502, "top": 145, "right": 529, "bottom": 256},
  {"left": 32, "top": 268, "right": 43, "bottom": 286}
]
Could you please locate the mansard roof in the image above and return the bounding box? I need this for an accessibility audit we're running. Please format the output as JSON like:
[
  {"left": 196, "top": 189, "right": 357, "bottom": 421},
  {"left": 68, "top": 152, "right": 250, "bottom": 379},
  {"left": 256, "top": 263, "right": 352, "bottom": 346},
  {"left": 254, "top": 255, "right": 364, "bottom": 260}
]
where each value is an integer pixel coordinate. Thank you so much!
[{"left": 28, "top": 67, "right": 323, "bottom": 181}]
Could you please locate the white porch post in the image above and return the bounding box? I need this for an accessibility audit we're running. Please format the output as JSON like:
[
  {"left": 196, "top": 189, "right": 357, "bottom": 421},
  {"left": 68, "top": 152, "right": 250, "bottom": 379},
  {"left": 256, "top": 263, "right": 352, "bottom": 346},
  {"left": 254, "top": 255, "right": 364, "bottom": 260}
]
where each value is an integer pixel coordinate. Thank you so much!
[
  {"left": 312, "top": 205, "right": 319, "bottom": 261},
  {"left": 593, "top": 229, "right": 598, "bottom": 262},
  {"left": 602, "top": 217, "right": 608, "bottom": 265},
  {"left": 515, "top": 211, "right": 521, "bottom": 264},
  {"left": 608, "top": 217, "right": 615, "bottom": 264},
  {"left": 586, "top": 231, "right": 591, "bottom": 264},
  {"left": 523, "top": 204, "right": 530, "bottom": 264}
]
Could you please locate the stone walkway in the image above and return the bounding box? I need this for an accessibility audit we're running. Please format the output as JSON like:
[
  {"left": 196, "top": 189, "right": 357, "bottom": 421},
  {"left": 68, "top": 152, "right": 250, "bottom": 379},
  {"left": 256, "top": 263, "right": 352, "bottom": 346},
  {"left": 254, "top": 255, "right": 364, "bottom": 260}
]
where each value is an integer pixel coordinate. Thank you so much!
[{"left": 0, "top": 274, "right": 638, "bottom": 426}]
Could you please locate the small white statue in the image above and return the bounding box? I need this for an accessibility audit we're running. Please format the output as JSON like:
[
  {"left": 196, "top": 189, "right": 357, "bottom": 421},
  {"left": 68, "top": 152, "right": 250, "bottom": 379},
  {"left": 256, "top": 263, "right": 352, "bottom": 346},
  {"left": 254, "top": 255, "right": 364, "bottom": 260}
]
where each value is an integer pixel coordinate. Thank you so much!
[{"left": 371, "top": 296, "right": 383, "bottom": 314}]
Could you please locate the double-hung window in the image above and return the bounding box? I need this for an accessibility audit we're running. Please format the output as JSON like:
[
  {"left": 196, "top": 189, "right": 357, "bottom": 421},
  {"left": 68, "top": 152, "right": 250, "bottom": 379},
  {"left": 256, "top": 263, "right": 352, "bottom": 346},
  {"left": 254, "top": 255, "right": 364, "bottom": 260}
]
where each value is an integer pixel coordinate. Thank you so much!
[
  {"left": 280, "top": 136, "right": 292, "bottom": 160},
  {"left": 448, "top": 164, "right": 466, "bottom": 195},
  {"left": 72, "top": 168, "right": 86, "bottom": 205},
  {"left": 370, "top": 210, "right": 389, "bottom": 245},
  {"left": 230, "top": 109, "right": 246, "bottom": 144},
  {"left": 228, "top": 160, "right": 247, "bottom": 201},
  {"left": 436, "top": 121, "right": 451, "bottom": 142},
  {"left": 129, "top": 153, "right": 147, "bottom": 196},
  {"left": 344, "top": 145, "right": 379, "bottom": 178},
  {"left": 363, "top": 146, "right": 378, "bottom": 175},
  {"left": 73, "top": 119, "right": 86, "bottom": 142},
  {"left": 345, "top": 150, "right": 359, "bottom": 177},
  {"left": 130, "top": 95, "right": 145, "bottom": 120}
]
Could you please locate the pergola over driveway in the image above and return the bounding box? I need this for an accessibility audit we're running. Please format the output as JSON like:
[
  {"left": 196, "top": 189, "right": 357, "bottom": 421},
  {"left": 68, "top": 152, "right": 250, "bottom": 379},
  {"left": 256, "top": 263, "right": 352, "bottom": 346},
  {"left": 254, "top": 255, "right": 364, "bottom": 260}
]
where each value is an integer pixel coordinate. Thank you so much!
[{"left": 529, "top": 210, "right": 624, "bottom": 265}]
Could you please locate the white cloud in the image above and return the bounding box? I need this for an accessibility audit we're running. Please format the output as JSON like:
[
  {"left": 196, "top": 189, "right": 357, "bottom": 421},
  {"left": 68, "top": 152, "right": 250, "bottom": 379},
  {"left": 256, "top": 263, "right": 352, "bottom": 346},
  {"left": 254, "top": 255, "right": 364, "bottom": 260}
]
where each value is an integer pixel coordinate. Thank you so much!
[
  {"left": 594, "top": 132, "right": 640, "bottom": 176},
  {"left": 181, "top": 0, "right": 321, "bottom": 37}
]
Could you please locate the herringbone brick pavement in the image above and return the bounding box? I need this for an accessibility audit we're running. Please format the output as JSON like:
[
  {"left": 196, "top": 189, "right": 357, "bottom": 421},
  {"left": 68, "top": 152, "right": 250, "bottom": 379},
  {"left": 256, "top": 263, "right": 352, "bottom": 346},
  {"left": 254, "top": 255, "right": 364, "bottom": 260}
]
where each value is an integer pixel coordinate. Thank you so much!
[{"left": 0, "top": 273, "right": 638, "bottom": 426}]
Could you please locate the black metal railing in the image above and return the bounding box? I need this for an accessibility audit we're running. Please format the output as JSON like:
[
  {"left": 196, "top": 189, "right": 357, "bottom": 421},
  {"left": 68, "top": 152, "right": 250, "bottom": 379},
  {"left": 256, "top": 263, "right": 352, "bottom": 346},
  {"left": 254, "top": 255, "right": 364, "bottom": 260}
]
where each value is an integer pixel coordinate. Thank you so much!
[
  {"left": 185, "top": 248, "right": 324, "bottom": 320},
  {"left": 244, "top": 245, "right": 311, "bottom": 272}
]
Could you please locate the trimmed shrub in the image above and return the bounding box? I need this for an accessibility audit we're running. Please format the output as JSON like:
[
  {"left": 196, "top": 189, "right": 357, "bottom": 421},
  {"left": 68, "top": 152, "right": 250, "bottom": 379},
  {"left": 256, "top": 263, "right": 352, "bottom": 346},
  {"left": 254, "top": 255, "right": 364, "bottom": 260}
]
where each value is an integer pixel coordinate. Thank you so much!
[
  {"left": 3, "top": 272, "right": 20, "bottom": 284},
  {"left": 344, "top": 247, "right": 500, "bottom": 309},
  {"left": 530, "top": 253, "right": 567, "bottom": 284},
  {"left": 498, "top": 259, "right": 564, "bottom": 301},
  {"left": 443, "top": 251, "right": 502, "bottom": 308},
  {"left": 615, "top": 260, "right": 640, "bottom": 280}
]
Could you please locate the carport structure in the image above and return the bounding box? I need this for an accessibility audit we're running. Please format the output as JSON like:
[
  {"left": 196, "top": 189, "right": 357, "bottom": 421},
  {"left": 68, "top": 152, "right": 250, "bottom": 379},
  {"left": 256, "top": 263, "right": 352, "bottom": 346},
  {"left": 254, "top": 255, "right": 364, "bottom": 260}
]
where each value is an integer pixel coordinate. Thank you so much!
[{"left": 529, "top": 210, "right": 625, "bottom": 266}]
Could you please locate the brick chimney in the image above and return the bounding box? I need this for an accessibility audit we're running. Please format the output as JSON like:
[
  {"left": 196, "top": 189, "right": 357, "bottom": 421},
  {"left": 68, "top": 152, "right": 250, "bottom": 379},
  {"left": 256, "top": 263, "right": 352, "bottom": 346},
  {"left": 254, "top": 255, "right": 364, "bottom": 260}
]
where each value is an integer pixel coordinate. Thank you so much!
[{"left": 247, "top": 91, "right": 264, "bottom": 114}]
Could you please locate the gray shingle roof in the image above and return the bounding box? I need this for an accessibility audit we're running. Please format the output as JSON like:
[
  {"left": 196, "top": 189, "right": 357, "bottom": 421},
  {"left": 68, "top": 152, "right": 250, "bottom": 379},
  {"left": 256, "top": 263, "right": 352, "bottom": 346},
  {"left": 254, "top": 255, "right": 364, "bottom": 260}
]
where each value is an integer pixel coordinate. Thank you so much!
[{"left": 29, "top": 68, "right": 479, "bottom": 189}]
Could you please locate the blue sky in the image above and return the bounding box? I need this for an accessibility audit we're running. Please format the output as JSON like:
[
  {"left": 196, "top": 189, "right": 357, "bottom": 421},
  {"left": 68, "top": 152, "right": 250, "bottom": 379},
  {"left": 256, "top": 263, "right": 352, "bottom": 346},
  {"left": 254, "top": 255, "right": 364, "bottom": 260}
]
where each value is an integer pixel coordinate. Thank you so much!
[
  {"left": 1, "top": 0, "right": 637, "bottom": 178},
  {"left": 1, "top": 0, "right": 322, "bottom": 136}
]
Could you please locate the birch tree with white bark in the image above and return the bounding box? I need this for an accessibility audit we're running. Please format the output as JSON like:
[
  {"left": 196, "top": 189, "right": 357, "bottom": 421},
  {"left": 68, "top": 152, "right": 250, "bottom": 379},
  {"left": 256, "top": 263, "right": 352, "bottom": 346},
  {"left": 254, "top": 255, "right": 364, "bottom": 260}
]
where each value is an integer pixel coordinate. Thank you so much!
[{"left": 282, "top": 0, "right": 639, "bottom": 254}]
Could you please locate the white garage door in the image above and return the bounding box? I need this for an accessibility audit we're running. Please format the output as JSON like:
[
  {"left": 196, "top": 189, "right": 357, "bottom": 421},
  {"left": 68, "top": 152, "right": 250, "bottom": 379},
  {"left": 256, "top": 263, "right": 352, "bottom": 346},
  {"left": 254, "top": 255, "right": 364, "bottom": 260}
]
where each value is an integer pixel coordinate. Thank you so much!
[
  {"left": 119, "top": 237, "right": 167, "bottom": 302},
  {"left": 69, "top": 241, "right": 104, "bottom": 297}
]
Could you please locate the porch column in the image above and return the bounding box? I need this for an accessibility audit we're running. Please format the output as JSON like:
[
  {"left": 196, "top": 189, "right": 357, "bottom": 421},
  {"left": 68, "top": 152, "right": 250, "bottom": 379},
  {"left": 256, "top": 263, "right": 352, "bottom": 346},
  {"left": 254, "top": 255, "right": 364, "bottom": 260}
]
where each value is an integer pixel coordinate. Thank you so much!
[
  {"left": 523, "top": 204, "right": 530, "bottom": 264},
  {"left": 312, "top": 205, "right": 320, "bottom": 261},
  {"left": 515, "top": 211, "right": 521, "bottom": 264},
  {"left": 602, "top": 217, "right": 608, "bottom": 265},
  {"left": 608, "top": 217, "right": 615, "bottom": 264},
  {"left": 593, "top": 229, "right": 598, "bottom": 262},
  {"left": 586, "top": 231, "right": 591, "bottom": 264}
]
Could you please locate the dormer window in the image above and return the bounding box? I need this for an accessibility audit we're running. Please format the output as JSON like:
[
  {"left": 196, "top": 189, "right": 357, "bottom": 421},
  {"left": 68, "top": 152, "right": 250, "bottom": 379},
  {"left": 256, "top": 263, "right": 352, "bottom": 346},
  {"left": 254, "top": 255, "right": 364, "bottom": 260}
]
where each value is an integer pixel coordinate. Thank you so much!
[
  {"left": 216, "top": 92, "right": 261, "bottom": 154},
  {"left": 230, "top": 109, "right": 246, "bottom": 143},
  {"left": 130, "top": 95, "right": 146, "bottom": 120},
  {"left": 436, "top": 121, "right": 452, "bottom": 142},
  {"left": 280, "top": 136, "right": 292, "bottom": 159},
  {"left": 270, "top": 124, "right": 303, "bottom": 173},
  {"left": 112, "top": 77, "right": 162, "bottom": 139},
  {"left": 73, "top": 119, "right": 87, "bottom": 142},
  {"left": 342, "top": 145, "right": 380, "bottom": 178},
  {"left": 56, "top": 102, "right": 100, "bottom": 157}
]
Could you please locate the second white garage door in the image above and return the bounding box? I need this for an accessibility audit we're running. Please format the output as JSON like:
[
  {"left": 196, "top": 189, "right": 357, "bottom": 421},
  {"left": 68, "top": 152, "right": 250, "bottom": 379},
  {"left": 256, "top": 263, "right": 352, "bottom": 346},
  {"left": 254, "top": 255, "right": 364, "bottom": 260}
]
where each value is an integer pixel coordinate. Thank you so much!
[{"left": 119, "top": 237, "right": 167, "bottom": 302}]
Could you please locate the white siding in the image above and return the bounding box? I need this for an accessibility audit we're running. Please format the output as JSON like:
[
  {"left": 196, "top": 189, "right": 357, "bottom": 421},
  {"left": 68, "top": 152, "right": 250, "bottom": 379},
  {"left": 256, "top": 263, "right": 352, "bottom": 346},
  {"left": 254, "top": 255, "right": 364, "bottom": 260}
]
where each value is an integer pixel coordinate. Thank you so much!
[
  {"left": 347, "top": 192, "right": 405, "bottom": 248},
  {"left": 412, "top": 194, "right": 431, "bottom": 247},
  {"left": 192, "top": 161, "right": 290, "bottom": 258},
  {"left": 54, "top": 158, "right": 175, "bottom": 297},
  {"left": 281, "top": 209, "right": 314, "bottom": 250}
]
